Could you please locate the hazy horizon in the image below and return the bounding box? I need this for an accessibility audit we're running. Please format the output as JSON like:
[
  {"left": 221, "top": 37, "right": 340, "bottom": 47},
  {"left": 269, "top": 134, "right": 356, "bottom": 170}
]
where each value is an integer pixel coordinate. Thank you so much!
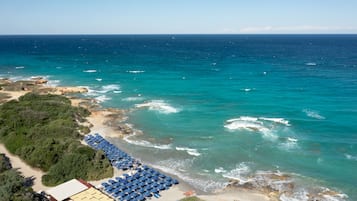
[{"left": 1, "top": 0, "right": 357, "bottom": 35}]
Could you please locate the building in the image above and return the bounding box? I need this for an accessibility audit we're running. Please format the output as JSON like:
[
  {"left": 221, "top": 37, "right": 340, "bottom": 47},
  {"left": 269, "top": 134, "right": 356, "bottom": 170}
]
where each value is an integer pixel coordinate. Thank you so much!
[{"left": 46, "top": 179, "right": 113, "bottom": 201}]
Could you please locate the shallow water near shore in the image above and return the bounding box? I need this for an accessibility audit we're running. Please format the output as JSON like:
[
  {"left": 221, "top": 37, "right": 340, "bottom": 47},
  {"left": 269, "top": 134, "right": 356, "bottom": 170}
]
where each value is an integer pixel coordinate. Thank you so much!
[{"left": 1, "top": 35, "right": 357, "bottom": 200}]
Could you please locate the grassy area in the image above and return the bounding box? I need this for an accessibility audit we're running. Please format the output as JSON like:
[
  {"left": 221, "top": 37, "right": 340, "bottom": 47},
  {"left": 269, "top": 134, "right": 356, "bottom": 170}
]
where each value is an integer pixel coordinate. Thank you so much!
[
  {"left": 180, "top": 196, "right": 205, "bottom": 201},
  {"left": 0, "top": 93, "right": 113, "bottom": 186}
]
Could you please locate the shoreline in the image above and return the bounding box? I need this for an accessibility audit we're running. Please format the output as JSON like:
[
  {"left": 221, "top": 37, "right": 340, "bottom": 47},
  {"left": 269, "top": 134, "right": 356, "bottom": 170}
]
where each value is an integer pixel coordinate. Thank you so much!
[
  {"left": 0, "top": 78, "right": 348, "bottom": 201},
  {"left": 0, "top": 81, "right": 271, "bottom": 201}
]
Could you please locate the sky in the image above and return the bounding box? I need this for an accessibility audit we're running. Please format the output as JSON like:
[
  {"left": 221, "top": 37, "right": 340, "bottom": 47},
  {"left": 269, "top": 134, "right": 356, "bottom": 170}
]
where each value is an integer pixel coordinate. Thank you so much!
[{"left": 0, "top": 0, "right": 357, "bottom": 34}]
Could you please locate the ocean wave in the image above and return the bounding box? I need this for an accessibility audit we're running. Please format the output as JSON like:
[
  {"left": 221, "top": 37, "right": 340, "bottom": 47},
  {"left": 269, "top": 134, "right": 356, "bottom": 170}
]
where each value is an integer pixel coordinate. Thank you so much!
[
  {"left": 95, "top": 78, "right": 102, "bottom": 82},
  {"left": 95, "top": 95, "right": 111, "bottom": 103},
  {"left": 303, "top": 109, "right": 325, "bottom": 120},
  {"left": 345, "top": 154, "right": 357, "bottom": 161},
  {"left": 241, "top": 88, "right": 253, "bottom": 92},
  {"left": 101, "top": 84, "right": 120, "bottom": 92},
  {"left": 86, "top": 84, "right": 121, "bottom": 96},
  {"left": 259, "top": 117, "right": 290, "bottom": 126},
  {"left": 151, "top": 159, "right": 227, "bottom": 192},
  {"left": 278, "top": 137, "right": 299, "bottom": 151},
  {"left": 224, "top": 116, "right": 291, "bottom": 140},
  {"left": 15, "top": 66, "right": 25, "bottom": 69},
  {"left": 135, "top": 100, "right": 180, "bottom": 114},
  {"left": 83, "top": 69, "right": 97, "bottom": 73},
  {"left": 214, "top": 167, "right": 227, "bottom": 173},
  {"left": 122, "top": 97, "right": 145, "bottom": 102},
  {"left": 176, "top": 147, "right": 201, "bottom": 156},
  {"left": 222, "top": 162, "right": 252, "bottom": 184},
  {"left": 305, "top": 62, "right": 317, "bottom": 66},
  {"left": 127, "top": 70, "right": 145, "bottom": 74},
  {"left": 123, "top": 135, "right": 172, "bottom": 150},
  {"left": 46, "top": 79, "right": 60, "bottom": 87}
]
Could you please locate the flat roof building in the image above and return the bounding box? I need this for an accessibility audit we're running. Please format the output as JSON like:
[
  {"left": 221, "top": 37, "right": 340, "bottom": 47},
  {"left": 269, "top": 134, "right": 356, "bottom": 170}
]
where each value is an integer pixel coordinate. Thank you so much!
[{"left": 46, "top": 179, "right": 113, "bottom": 201}]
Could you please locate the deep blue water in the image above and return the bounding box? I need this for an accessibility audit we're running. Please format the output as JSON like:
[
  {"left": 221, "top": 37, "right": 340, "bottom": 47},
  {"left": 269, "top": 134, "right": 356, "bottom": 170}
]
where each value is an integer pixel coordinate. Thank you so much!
[{"left": 1, "top": 35, "right": 357, "bottom": 200}]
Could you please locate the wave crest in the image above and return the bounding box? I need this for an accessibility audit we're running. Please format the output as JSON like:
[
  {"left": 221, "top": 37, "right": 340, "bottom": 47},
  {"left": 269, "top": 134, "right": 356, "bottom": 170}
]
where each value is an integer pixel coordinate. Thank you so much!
[
  {"left": 83, "top": 69, "right": 97, "bottom": 73},
  {"left": 127, "top": 70, "right": 145, "bottom": 74},
  {"left": 303, "top": 109, "right": 325, "bottom": 120},
  {"left": 176, "top": 147, "right": 201, "bottom": 156},
  {"left": 135, "top": 100, "right": 180, "bottom": 114},
  {"left": 123, "top": 135, "right": 172, "bottom": 150},
  {"left": 122, "top": 97, "right": 145, "bottom": 102},
  {"left": 224, "top": 116, "right": 291, "bottom": 140}
]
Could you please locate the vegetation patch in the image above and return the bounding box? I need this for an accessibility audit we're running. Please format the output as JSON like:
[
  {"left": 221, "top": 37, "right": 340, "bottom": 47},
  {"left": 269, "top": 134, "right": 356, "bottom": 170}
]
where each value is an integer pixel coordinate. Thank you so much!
[
  {"left": 0, "top": 93, "right": 113, "bottom": 186},
  {"left": 180, "top": 196, "right": 205, "bottom": 201},
  {"left": 0, "top": 154, "right": 35, "bottom": 201}
]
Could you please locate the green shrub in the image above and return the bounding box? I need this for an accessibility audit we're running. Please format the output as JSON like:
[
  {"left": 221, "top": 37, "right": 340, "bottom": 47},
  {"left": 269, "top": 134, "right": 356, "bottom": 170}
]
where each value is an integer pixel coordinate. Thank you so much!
[
  {"left": 0, "top": 93, "right": 113, "bottom": 186},
  {"left": 180, "top": 196, "right": 205, "bottom": 201}
]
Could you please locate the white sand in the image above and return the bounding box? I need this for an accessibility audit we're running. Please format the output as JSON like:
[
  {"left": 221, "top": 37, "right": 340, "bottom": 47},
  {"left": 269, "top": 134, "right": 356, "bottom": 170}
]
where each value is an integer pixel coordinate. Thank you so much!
[
  {"left": 0, "top": 144, "right": 48, "bottom": 192},
  {"left": 86, "top": 110, "right": 125, "bottom": 138}
]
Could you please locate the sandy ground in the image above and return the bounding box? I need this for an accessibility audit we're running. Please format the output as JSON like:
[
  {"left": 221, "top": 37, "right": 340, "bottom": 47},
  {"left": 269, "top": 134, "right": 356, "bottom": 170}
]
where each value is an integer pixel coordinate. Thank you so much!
[
  {"left": 0, "top": 90, "right": 28, "bottom": 101},
  {"left": 86, "top": 110, "right": 125, "bottom": 138},
  {"left": 0, "top": 144, "right": 48, "bottom": 192}
]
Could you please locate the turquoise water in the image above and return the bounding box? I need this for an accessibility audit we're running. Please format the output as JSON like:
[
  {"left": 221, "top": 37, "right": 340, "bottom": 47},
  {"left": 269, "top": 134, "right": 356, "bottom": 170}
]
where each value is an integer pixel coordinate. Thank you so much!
[{"left": 1, "top": 35, "right": 356, "bottom": 200}]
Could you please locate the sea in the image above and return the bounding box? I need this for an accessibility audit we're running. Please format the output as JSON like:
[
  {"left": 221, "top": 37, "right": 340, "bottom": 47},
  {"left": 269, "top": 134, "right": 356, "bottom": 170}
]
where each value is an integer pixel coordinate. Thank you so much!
[{"left": 0, "top": 35, "right": 356, "bottom": 200}]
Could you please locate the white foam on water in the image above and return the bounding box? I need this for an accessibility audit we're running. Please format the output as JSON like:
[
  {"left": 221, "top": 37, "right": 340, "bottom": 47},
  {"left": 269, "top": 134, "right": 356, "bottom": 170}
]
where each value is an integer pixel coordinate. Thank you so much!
[
  {"left": 101, "top": 84, "right": 120, "bottom": 93},
  {"left": 95, "top": 78, "right": 102, "bottom": 82},
  {"left": 305, "top": 62, "right": 317, "bottom": 66},
  {"left": 224, "top": 117, "right": 268, "bottom": 133},
  {"left": 83, "top": 69, "right": 97, "bottom": 73},
  {"left": 151, "top": 159, "right": 227, "bottom": 192},
  {"left": 222, "top": 162, "right": 252, "bottom": 184},
  {"left": 303, "top": 109, "right": 326, "bottom": 120},
  {"left": 214, "top": 167, "right": 227, "bottom": 173},
  {"left": 95, "top": 95, "right": 111, "bottom": 103},
  {"left": 175, "top": 147, "right": 201, "bottom": 156},
  {"left": 127, "top": 70, "right": 145, "bottom": 74},
  {"left": 135, "top": 100, "right": 180, "bottom": 114},
  {"left": 259, "top": 117, "right": 291, "bottom": 126},
  {"left": 345, "top": 154, "right": 357, "bottom": 161},
  {"left": 280, "top": 190, "right": 309, "bottom": 201},
  {"left": 123, "top": 135, "right": 172, "bottom": 150},
  {"left": 241, "top": 88, "right": 252, "bottom": 92},
  {"left": 279, "top": 137, "right": 299, "bottom": 151},
  {"left": 122, "top": 97, "right": 145, "bottom": 102},
  {"left": 15, "top": 66, "right": 25, "bottom": 69},
  {"left": 46, "top": 79, "right": 60, "bottom": 87},
  {"left": 224, "top": 116, "right": 291, "bottom": 140},
  {"left": 86, "top": 85, "right": 121, "bottom": 99}
]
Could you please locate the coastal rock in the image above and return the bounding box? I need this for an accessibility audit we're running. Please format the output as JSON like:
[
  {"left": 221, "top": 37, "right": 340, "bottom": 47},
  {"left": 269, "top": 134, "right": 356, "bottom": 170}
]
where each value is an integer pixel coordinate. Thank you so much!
[
  {"left": 35, "top": 78, "right": 48, "bottom": 84},
  {"left": 0, "top": 78, "right": 12, "bottom": 85},
  {"left": 54, "top": 87, "right": 88, "bottom": 95}
]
